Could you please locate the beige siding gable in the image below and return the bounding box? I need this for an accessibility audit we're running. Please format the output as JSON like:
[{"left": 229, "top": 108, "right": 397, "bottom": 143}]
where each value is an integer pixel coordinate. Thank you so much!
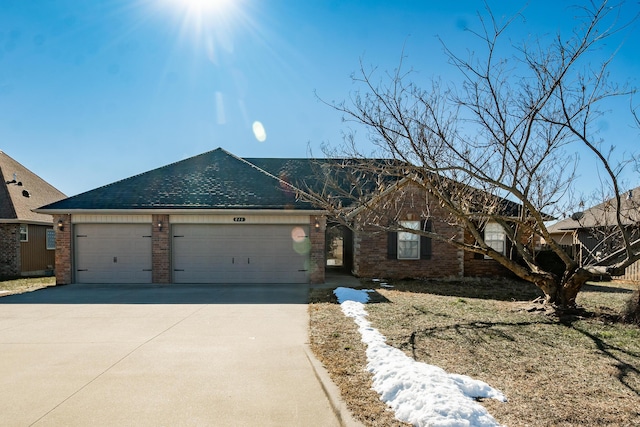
[
  {"left": 169, "top": 214, "right": 310, "bottom": 225},
  {"left": 72, "top": 214, "right": 153, "bottom": 223}
]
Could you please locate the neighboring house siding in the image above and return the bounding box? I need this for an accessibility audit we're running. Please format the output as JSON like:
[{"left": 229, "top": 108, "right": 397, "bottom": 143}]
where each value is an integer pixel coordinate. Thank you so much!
[
  {"left": 20, "top": 224, "right": 55, "bottom": 275},
  {"left": 0, "top": 223, "right": 20, "bottom": 277},
  {"left": 614, "top": 259, "right": 640, "bottom": 282}
]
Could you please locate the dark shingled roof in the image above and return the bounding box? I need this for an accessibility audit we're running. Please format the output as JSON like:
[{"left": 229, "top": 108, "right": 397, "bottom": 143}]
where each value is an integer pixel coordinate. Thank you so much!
[
  {"left": 0, "top": 151, "right": 66, "bottom": 223},
  {"left": 37, "top": 148, "right": 528, "bottom": 216},
  {"left": 38, "top": 148, "right": 318, "bottom": 211}
]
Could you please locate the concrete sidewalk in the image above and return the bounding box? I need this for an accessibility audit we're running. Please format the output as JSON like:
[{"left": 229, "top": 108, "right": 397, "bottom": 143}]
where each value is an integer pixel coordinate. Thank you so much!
[{"left": 0, "top": 283, "right": 358, "bottom": 426}]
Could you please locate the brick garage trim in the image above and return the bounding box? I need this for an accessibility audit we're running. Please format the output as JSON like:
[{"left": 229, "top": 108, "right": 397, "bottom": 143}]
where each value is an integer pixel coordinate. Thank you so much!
[
  {"left": 54, "top": 215, "right": 72, "bottom": 285},
  {"left": 309, "top": 216, "right": 326, "bottom": 284},
  {"left": 152, "top": 214, "right": 170, "bottom": 284}
]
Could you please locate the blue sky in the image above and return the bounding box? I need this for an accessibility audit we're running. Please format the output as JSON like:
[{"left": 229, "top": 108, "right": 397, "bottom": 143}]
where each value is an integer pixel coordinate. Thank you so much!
[{"left": 1, "top": 0, "right": 639, "bottom": 197}]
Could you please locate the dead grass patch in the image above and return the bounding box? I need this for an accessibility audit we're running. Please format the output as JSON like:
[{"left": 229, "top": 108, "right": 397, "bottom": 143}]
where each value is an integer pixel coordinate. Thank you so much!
[
  {"left": 0, "top": 276, "right": 56, "bottom": 296},
  {"left": 309, "top": 279, "right": 640, "bottom": 426}
]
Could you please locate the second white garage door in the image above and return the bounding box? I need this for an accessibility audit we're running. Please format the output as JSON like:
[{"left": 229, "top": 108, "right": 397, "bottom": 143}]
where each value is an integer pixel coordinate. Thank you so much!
[{"left": 172, "top": 224, "right": 310, "bottom": 283}]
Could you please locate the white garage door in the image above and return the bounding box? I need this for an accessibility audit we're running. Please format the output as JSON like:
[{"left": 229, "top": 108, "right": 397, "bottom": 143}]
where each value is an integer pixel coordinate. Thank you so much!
[
  {"left": 75, "top": 224, "right": 153, "bottom": 284},
  {"left": 172, "top": 224, "right": 310, "bottom": 283}
]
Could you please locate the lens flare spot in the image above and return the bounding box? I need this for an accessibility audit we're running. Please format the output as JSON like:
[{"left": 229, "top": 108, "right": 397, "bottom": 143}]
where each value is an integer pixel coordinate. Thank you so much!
[
  {"left": 291, "top": 227, "right": 311, "bottom": 255},
  {"left": 291, "top": 226, "right": 307, "bottom": 243},
  {"left": 215, "top": 91, "right": 226, "bottom": 124},
  {"left": 252, "top": 121, "right": 267, "bottom": 142},
  {"left": 291, "top": 227, "right": 310, "bottom": 254},
  {"left": 294, "top": 240, "right": 311, "bottom": 255}
]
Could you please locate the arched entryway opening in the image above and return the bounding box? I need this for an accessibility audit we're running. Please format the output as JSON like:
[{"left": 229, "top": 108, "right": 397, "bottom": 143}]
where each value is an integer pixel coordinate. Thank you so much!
[{"left": 325, "top": 222, "right": 353, "bottom": 274}]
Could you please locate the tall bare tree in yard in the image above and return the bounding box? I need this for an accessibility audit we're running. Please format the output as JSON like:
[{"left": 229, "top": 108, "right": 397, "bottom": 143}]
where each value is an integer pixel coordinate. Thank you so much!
[{"left": 307, "top": 1, "right": 640, "bottom": 311}]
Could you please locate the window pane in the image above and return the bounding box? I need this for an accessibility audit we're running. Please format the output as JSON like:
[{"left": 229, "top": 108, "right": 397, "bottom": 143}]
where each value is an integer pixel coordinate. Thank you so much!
[
  {"left": 484, "top": 222, "right": 505, "bottom": 256},
  {"left": 486, "top": 240, "right": 504, "bottom": 253},
  {"left": 398, "top": 241, "right": 419, "bottom": 259},
  {"left": 46, "top": 229, "right": 56, "bottom": 250},
  {"left": 398, "top": 221, "right": 420, "bottom": 259},
  {"left": 398, "top": 231, "right": 419, "bottom": 241}
]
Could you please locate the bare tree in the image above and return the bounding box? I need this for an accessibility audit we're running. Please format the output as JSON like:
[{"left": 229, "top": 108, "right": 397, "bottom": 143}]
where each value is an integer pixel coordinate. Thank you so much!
[{"left": 306, "top": 1, "right": 639, "bottom": 311}]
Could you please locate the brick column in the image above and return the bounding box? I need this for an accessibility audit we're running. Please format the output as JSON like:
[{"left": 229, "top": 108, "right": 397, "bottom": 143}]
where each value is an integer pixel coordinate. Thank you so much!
[
  {"left": 309, "top": 215, "right": 326, "bottom": 284},
  {"left": 55, "top": 215, "right": 72, "bottom": 285},
  {"left": 152, "top": 214, "right": 170, "bottom": 283},
  {"left": 0, "top": 224, "right": 20, "bottom": 278}
]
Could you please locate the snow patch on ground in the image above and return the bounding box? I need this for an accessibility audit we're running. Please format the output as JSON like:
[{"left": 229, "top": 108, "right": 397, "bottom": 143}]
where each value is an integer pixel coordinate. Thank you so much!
[
  {"left": 333, "top": 287, "right": 506, "bottom": 427},
  {"left": 334, "top": 287, "right": 374, "bottom": 304}
]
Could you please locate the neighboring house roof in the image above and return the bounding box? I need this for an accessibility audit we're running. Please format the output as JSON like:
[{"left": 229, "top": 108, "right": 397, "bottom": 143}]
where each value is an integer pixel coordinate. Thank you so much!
[
  {"left": 0, "top": 150, "right": 66, "bottom": 225},
  {"left": 547, "top": 186, "right": 640, "bottom": 233},
  {"left": 37, "top": 148, "right": 323, "bottom": 213}
]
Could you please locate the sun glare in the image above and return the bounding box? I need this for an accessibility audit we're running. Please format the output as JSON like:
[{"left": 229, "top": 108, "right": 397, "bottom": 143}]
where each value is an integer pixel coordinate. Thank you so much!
[
  {"left": 160, "top": 0, "right": 245, "bottom": 54},
  {"left": 180, "top": 0, "right": 231, "bottom": 15}
]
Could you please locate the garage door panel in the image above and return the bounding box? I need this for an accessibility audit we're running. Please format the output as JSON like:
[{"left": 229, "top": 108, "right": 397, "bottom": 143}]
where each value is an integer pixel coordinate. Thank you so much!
[
  {"left": 173, "top": 224, "right": 309, "bottom": 284},
  {"left": 75, "top": 224, "right": 152, "bottom": 284}
]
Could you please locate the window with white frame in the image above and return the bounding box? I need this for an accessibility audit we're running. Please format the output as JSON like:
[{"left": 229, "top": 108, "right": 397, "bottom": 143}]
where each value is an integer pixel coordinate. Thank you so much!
[
  {"left": 397, "top": 220, "right": 420, "bottom": 259},
  {"left": 484, "top": 222, "right": 506, "bottom": 258},
  {"left": 19, "top": 224, "right": 28, "bottom": 242},
  {"left": 46, "top": 228, "right": 56, "bottom": 250}
]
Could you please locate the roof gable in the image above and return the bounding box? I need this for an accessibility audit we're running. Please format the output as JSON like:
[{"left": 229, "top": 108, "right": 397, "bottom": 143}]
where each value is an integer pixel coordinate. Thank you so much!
[
  {"left": 36, "top": 148, "right": 529, "bottom": 217},
  {"left": 38, "top": 148, "right": 316, "bottom": 211},
  {"left": 0, "top": 151, "right": 66, "bottom": 224},
  {"left": 548, "top": 186, "right": 640, "bottom": 233}
]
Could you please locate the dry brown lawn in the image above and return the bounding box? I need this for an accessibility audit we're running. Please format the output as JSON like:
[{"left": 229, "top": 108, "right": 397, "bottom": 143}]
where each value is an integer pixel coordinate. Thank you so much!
[
  {"left": 309, "top": 278, "right": 640, "bottom": 426},
  {"left": 0, "top": 276, "right": 56, "bottom": 296}
]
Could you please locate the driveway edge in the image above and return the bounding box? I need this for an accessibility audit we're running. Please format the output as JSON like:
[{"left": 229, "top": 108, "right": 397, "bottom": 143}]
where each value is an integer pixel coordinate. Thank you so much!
[{"left": 303, "top": 345, "right": 364, "bottom": 427}]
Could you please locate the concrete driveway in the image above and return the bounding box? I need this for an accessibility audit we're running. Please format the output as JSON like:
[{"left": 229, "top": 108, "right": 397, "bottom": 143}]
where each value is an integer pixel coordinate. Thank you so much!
[{"left": 0, "top": 284, "right": 346, "bottom": 426}]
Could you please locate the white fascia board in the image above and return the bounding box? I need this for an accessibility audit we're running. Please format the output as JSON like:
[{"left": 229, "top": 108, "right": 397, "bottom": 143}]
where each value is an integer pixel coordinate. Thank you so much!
[
  {"left": 33, "top": 208, "right": 328, "bottom": 216},
  {"left": 0, "top": 219, "right": 54, "bottom": 226}
]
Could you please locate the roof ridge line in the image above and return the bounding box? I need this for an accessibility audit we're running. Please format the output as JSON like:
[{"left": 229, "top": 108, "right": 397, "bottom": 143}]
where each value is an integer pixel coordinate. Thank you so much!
[
  {"left": 0, "top": 150, "right": 62, "bottom": 188},
  {"left": 227, "top": 150, "right": 314, "bottom": 201}
]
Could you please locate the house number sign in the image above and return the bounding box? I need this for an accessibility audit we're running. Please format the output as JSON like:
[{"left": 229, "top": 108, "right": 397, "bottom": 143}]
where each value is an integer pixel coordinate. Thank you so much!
[{"left": 233, "top": 217, "right": 246, "bottom": 222}]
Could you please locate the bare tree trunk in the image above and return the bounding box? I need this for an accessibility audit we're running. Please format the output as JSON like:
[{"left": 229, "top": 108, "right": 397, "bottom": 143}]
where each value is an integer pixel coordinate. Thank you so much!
[{"left": 537, "top": 268, "right": 591, "bottom": 310}]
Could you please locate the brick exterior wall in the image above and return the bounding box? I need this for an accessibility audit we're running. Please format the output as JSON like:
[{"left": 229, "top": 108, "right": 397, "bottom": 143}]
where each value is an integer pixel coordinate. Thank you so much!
[
  {"left": 462, "top": 230, "right": 518, "bottom": 278},
  {"left": 152, "top": 214, "right": 170, "bottom": 284},
  {"left": 309, "top": 216, "right": 326, "bottom": 284},
  {"left": 349, "top": 183, "right": 523, "bottom": 281},
  {"left": 0, "top": 223, "right": 20, "bottom": 278},
  {"left": 463, "top": 251, "right": 516, "bottom": 277},
  {"left": 351, "top": 186, "right": 464, "bottom": 280},
  {"left": 55, "top": 215, "right": 72, "bottom": 285}
]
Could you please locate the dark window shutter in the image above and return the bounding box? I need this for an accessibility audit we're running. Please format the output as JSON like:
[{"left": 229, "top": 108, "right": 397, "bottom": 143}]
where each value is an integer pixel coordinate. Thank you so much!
[
  {"left": 387, "top": 231, "right": 398, "bottom": 259},
  {"left": 474, "top": 221, "right": 485, "bottom": 259},
  {"left": 420, "top": 219, "right": 432, "bottom": 260}
]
